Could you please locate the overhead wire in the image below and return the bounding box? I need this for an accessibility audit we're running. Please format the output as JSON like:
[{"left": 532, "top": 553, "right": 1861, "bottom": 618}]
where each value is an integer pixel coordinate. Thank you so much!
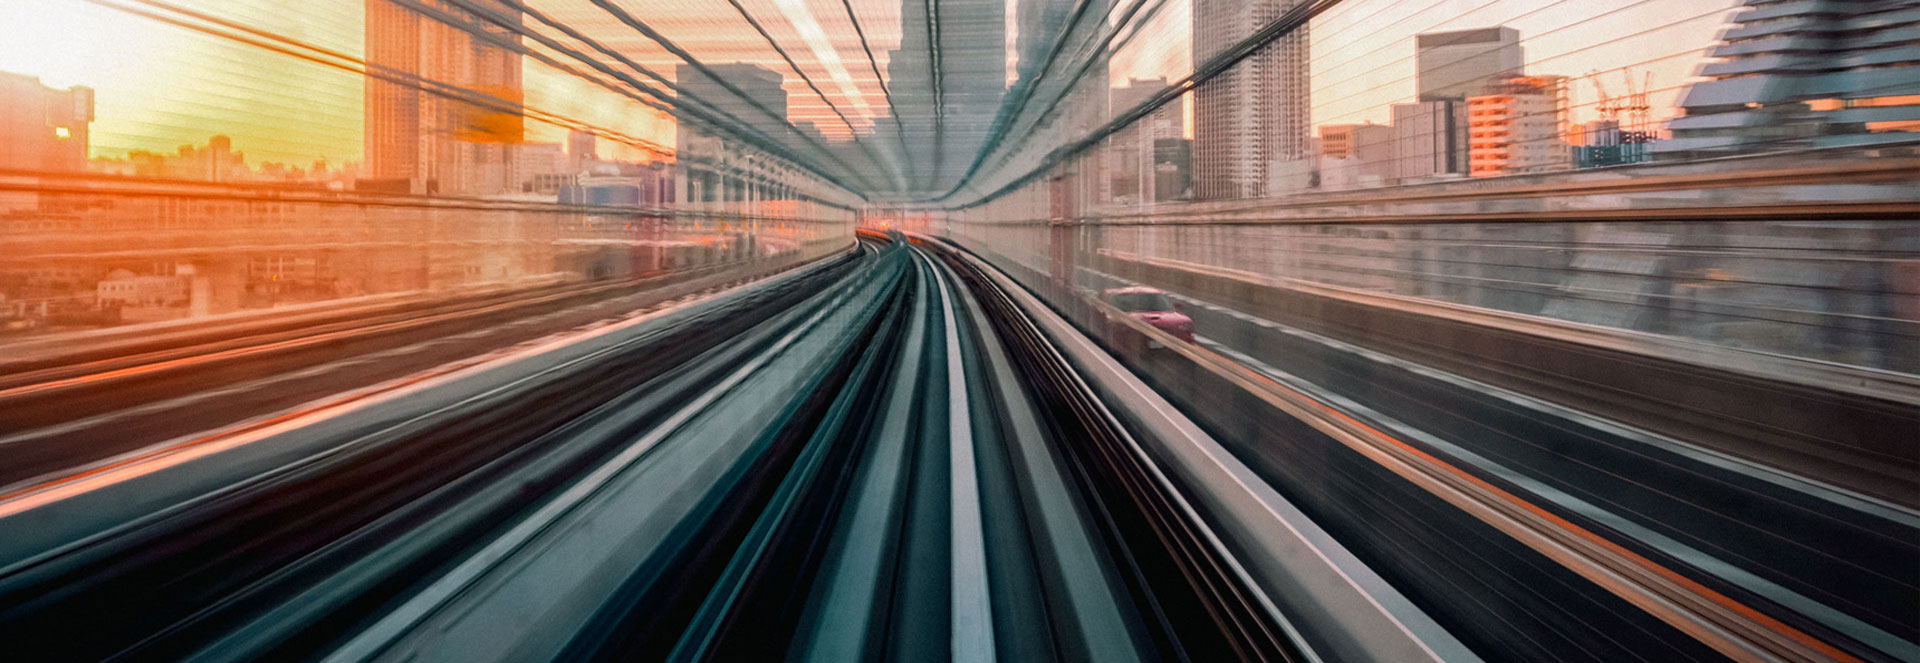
[
  {"left": 837, "top": 0, "right": 918, "bottom": 189},
  {"left": 946, "top": 0, "right": 1168, "bottom": 199},
  {"left": 948, "top": 0, "right": 1348, "bottom": 208},
  {"left": 922, "top": 0, "right": 945, "bottom": 193},
  {"left": 720, "top": 0, "right": 901, "bottom": 190},
  {"left": 945, "top": 0, "right": 1744, "bottom": 207},
  {"left": 948, "top": 0, "right": 1104, "bottom": 196},
  {"left": 87, "top": 0, "right": 674, "bottom": 161},
  {"left": 475, "top": 0, "right": 877, "bottom": 190},
  {"left": 580, "top": 0, "right": 885, "bottom": 193}
]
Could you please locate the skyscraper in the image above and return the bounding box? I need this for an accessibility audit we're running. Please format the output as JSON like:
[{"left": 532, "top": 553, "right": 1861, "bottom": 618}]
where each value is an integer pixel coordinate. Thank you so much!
[
  {"left": 888, "top": 0, "right": 1006, "bottom": 192},
  {"left": 673, "top": 62, "right": 789, "bottom": 156},
  {"left": 1040, "top": 0, "right": 1111, "bottom": 211},
  {"left": 0, "top": 71, "right": 93, "bottom": 175},
  {"left": 364, "top": 0, "right": 523, "bottom": 195},
  {"left": 1415, "top": 27, "right": 1523, "bottom": 102},
  {"left": 670, "top": 63, "right": 790, "bottom": 211},
  {"left": 1109, "top": 78, "right": 1181, "bottom": 203},
  {"left": 1192, "top": 0, "right": 1310, "bottom": 200},
  {"left": 1663, "top": 0, "right": 1920, "bottom": 159},
  {"left": 0, "top": 71, "right": 93, "bottom": 212},
  {"left": 1015, "top": 0, "right": 1075, "bottom": 82}
]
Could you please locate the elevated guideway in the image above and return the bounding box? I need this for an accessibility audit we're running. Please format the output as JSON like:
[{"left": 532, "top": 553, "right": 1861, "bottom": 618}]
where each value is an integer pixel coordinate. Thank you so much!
[
  {"left": 0, "top": 226, "right": 1910, "bottom": 663},
  {"left": 934, "top": 197, "right": 1920, "bottom": 662},
  {"left": 0, "top": 235, "right": 1460, "bottom": 662},
  {"left": 7, "top": 0, "right": 1916, "bottom": 660}
]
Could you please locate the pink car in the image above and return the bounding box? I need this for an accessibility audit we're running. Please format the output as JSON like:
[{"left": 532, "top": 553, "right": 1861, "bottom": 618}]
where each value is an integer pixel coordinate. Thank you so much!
[{"left": 1102, "top": 287, "right": 1194, "bottom": 343}]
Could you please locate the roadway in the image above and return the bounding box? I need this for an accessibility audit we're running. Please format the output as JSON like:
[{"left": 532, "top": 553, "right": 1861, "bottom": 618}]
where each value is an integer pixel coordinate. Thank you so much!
[{"left": 1064, "top": 256, "right": 1918, "bottom": 663}]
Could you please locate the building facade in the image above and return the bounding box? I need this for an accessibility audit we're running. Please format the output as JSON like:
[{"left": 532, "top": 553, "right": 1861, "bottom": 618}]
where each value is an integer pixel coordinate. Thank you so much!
[
  {"left": 364, "top": 0, "right": 523, "bottom": 195},
  {"left": 673, "top": 62, "right": 789, "bottom": 156},
  {"left": 1108, "top": 77, "right": 1179, "bottom": 204},
  {"left": 1317, "top": 123, "right": 1393, "bottom": 189},
  {"left": 1415, "top": 27, "right": 1523, "bottom": 102},
  {"left": 0, "top": 71, "right": 93, "bottom": 175},
  {"left": 0, "top": 71, "right": 94, "bottom": 212},
  {"left": 1320, "top": 122, "right": 1397, "bottom": 160},
  {"left": 1192, "top": 0, "right": 1310, "bottom": 200},
  {"left": 1573, "top": 120, "right": 1653, "bottom": 168},
  {"left": 567, "top": 129, "right": 597, "bottom": 173},
  {"left": 1153, "top": 138, "right": 1193, "bottom": 201},
  {"left": 516, "top": 142, "right": 568, "bottom": 193},
  {"left": 672, "top": 63, "right": 795, "bottom": 214},
  {"left": 1466, "top": 75, "right": 1570, "bottom": 177},
  {"left": 1662, "top": 0, "right": 1920, "bottom": 159},
  {"left": 1391, "top": 100, "right": 1469, "bottom": 182},
  {"left": 1388, "top": 26, "right": 1526, "bottom": 184}
]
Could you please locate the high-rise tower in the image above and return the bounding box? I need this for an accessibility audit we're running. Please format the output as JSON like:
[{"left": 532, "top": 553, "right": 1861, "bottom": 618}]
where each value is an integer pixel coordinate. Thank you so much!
[
  {"left": 1191, "top": 0, "right": 1310, "bottom": 200},
  {"left": 1415, "top": 27, "right": 1523, "bottom": 102},
  {"left": 1109, "top": 77, "right": 1181, "bottom": 203},
  {"left": 364, "top": 0, "right": 523, "bottom": 195},
  {"left": 672, "top": 62, "right": 790, "bottom": 156},
  {"left": 0, "top": 72, "right": 92, "bottom": 175},
  {"left": 1663, "top": 0, "right": 1920, "bottom": 159},
  {"left": 888, "top": 0, "right": 1006, "bottom": 192}
]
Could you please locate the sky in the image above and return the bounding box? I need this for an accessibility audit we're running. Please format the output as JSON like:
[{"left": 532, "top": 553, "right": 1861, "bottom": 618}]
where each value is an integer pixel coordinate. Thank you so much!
[
  {"left": 0, "top": 0, "right": 364, "bottom": 166},
  {"left": 0, "top": 0, "right": 1739, "bottom": 167}
]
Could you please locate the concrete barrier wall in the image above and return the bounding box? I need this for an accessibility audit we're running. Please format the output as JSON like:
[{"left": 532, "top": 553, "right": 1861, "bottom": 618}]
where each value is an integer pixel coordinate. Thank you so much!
[{"left": 1091, "top": 249, "right": 1920, "bottom": 507}]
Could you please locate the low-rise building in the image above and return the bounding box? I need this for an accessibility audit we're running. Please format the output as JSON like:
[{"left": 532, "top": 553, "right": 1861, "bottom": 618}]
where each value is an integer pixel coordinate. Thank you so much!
[
  {"left": 96, "top": 269, "right": 187, "bottom": 307},
  {"left": 1318, "top": 123, "right": 1394, "bottom": 189}
]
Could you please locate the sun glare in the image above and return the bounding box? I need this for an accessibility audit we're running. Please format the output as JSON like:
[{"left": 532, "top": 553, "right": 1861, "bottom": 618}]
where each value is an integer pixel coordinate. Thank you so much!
[{"left": 0, "top": 0, "right": 156, "bottom": 90}]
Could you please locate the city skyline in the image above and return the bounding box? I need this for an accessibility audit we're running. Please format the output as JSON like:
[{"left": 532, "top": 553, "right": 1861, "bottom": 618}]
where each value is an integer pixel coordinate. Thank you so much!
[{"left": 0, "top": 0, "right": 1745, "bottom": 173}]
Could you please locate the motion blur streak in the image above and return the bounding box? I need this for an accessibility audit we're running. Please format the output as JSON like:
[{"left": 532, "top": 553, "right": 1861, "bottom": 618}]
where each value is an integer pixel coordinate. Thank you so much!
[{"left": 0, "top": 0, "right": 1915, "bottom": 662}]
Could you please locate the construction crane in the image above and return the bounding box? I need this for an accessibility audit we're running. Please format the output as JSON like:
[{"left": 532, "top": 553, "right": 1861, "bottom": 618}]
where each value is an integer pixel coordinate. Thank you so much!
[
  {"left": 1623, "top": 70, "right": 1653, "bottom": 137},
  {"left": 1592, "top": 70, "right": 1623, "bottom": 123},
  {"left": 1590, "top": 69, "right": 1654, "bottom": 136}
]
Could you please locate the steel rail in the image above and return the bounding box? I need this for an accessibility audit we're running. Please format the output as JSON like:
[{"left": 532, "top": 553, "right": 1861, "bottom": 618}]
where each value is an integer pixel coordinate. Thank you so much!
[
  {"left": 928, "top": 234, "right": 1480, "bottom": 662},
  {"left": 0, "top": 248, "right": 873, "bottom": 661},
  {"left": 925, "top": 236, "right": 1315, "bottom": 661},
  {"left": 923, "top": 250, "right": 997, "bottom": 663}
]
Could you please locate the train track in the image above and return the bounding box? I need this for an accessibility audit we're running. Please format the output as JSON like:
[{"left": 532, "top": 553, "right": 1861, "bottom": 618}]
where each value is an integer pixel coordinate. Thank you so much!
[
  {"left": 7, "top": 229, "right": 1905, "bottom": 663},
  {"left": 0, "top": 235, "right": 1309, "bottom": 662}
]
